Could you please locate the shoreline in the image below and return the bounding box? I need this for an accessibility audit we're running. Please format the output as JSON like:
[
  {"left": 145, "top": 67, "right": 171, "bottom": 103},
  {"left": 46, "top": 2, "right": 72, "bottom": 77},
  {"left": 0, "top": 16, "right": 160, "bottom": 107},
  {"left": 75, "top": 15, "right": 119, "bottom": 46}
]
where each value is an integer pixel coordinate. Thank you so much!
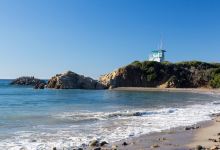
[
  {"left": 69, "top": 89, "right": 220, "bottom": 150},
  {"left": 112, "top": 87, "right": 220, "bottom": 94},
  {"left": 80, "top": 87, "right": 220, "bottom": 150},
  {"left": 84, "top": 116, "right": 220, "bottom": 150},
  {"left": 2, "top": 86, "right": 220, "bottom": 150}
]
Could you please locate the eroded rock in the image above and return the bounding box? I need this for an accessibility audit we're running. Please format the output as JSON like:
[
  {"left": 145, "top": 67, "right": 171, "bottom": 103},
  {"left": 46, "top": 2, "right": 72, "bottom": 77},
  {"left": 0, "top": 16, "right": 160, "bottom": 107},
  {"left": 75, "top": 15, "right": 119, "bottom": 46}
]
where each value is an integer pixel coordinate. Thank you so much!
[
  {"left": 47, "top": 71, "right": 107, "bottom": 89},
  {"left": 11, "top": 76, "right": 46, "bottom": 89}
]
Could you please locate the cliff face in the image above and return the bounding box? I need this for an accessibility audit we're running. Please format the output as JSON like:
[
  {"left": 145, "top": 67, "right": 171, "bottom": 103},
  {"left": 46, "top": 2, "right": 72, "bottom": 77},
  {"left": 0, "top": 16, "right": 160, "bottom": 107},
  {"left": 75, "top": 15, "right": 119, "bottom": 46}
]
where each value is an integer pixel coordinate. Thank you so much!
[
  {"left": 11, "top": 61, "right": 220, "bottom": 90},
  {"left": 47, "top": 71, "right": 106, "bottom": 89},
  {"left": 99, "top": 61, "right": 220, "bottom": 89}
]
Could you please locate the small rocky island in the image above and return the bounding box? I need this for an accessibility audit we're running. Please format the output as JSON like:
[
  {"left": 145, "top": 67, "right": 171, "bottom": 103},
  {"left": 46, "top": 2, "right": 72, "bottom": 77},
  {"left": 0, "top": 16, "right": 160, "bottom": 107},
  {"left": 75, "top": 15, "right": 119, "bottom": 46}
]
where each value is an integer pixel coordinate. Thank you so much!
[{"left": 10, "top": 76, "right": 46, "bottom": 89}]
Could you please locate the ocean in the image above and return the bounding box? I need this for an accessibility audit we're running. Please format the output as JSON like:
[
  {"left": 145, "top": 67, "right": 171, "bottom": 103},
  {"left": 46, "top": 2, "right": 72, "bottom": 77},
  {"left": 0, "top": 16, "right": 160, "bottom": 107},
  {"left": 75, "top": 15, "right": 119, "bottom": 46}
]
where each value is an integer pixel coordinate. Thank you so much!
[{"left": 0, "top": 79, "right": 220, "bottom": 150}]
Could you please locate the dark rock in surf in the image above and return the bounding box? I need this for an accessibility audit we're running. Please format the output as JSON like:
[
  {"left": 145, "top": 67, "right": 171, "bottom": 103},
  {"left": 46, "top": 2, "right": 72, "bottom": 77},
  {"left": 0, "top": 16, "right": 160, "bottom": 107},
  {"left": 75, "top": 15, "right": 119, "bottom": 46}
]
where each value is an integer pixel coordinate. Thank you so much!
[
  {"left": 208, "top": 138, "right": 218, "bottom": 142},
  {"left": 89, "top": 140, "right": 99, "bottom": 147},
  {"left": 185, "top": 126, "right": 200, "bottom": 131},
  {"left": 133, "top": 112, "right": 144, "bottom": 116},
  {"left": 195, "top": 145, "right": 203, "bottom": 150},
  {"left": 100, "top": 141, "right": 108, "bottom": 146},
  {"left": 122, "top": 142, "right": 128, "bottom": 146},
  {"left": 31, "top": 139, "right": 37, "bottom": 142},
  {"left": 158, "top": 137, "right": 167, "bottom": 141},
  {"left": 151, "top": 144, "right": 160, "bottom": 148},
  {"left": 52, "top": 147, "right": 57, "bottom": 150}
]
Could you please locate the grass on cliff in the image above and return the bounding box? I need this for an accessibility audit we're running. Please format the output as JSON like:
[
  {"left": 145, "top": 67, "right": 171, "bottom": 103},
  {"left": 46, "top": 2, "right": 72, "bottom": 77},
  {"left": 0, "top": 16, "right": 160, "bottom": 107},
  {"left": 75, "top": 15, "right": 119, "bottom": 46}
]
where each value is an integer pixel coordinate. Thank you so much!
[
  {"left": 129, "top": 60, "right": 220, "bottom": 88},
  {"left": 210, "top": 68, "right": 220, "bottom": 88}
]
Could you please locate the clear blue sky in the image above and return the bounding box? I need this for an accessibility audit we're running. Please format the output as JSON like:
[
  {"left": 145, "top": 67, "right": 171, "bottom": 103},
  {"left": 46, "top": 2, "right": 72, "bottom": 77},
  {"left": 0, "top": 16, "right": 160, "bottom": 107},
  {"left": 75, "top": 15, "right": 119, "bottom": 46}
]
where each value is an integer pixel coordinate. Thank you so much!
[{"left": 0, "top": 0, "right": 220, "bottom": 79}]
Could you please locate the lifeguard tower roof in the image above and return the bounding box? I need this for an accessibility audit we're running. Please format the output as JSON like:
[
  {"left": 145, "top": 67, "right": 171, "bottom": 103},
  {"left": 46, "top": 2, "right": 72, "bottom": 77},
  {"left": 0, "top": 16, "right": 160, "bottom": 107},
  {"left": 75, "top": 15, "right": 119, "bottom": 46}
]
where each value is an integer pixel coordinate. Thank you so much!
[{"left": 152, "top": 49, "right": 166, "bottom": 52}]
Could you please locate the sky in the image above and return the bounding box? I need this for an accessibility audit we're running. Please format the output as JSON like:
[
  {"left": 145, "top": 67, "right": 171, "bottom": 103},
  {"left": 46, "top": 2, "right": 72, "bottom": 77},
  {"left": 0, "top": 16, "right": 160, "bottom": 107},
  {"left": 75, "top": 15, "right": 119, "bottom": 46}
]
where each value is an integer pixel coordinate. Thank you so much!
[{"left": 0, "top": 0, "right": 220, "bottom": 79}]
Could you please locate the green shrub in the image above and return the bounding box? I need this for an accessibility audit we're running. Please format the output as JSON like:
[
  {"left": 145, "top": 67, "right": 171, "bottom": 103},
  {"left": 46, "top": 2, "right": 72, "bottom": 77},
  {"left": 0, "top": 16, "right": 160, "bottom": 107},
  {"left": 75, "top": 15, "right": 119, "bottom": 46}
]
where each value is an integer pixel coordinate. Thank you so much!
[
  {"left": 209, "top": 68, "right": 220, "bottom": 88},
  {"left": 161, "top": 61, "right": 172, "bottom": 65},
  {"left": 147, "top": 73, "right": 157, "bottom": 82},
  {"left": 176, "top": 61, "right": 216, "bottom": 69},
  {"left": 213, "top": 68, "right": 220, "bottom": 74},
  {"left": 211, "top": 63, "right": 220, "bottom": 68},
  {"left": 210, "top": 74, "right": 220, "bottom": 88},
  {"left": 127, "top": 60, "right": 220, "bottom": 88},
  {"left": 130, "top": 61, "right": 142, "bottom": 68}
]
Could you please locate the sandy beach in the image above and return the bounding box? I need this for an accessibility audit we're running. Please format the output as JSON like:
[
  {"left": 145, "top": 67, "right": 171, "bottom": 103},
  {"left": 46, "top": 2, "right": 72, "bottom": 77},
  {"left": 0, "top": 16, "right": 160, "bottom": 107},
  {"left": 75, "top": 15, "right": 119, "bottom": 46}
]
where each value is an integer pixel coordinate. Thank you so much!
[
  {"left": 112, "top": 87, "right": 220, "bottom": 95},
  {"left": 85, "top": 116, "right": 220, "bottom": 150},
  {"left": 187, "top": 115, "right": 220, "bottom": 149},
  {"left": 81, "top": 88, "right": 220, "bottom": 150}
]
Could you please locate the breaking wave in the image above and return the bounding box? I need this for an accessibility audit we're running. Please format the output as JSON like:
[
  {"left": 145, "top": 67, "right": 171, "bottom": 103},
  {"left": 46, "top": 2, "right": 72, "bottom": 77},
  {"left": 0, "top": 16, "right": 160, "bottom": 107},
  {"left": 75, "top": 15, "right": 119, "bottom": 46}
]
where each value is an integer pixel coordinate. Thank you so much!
[{"left": 1, "top": 101, "right": 220, "bottom": 150}]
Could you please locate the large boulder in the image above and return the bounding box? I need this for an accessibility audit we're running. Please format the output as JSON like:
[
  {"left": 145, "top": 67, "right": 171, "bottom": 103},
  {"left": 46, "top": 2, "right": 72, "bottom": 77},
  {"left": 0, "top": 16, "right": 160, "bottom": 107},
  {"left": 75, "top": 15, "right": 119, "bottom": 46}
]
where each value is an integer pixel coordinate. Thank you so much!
[
  {"left": 47, "top": 71, "right": 107, "bottom": 89},
  {"left": 10, "top": 76, "right": 46, "bottom": 88},
  {"left": 99, "top": 66, "right": 147, "bottom": 88}
]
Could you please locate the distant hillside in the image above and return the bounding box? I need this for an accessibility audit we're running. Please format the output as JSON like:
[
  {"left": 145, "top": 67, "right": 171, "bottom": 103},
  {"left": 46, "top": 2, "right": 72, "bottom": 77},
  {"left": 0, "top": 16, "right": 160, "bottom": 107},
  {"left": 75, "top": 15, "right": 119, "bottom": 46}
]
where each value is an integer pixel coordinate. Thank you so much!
[{"left": 99, "top": 61, "right": 220, "bottom": 89}]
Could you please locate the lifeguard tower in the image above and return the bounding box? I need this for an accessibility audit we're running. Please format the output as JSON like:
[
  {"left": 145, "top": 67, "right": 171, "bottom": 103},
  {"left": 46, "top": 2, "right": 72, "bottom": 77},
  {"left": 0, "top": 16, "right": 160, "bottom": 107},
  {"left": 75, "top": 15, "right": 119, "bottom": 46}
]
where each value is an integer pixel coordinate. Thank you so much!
[{"left": 149, "top": 41, "right": 166, "bottom": 62}]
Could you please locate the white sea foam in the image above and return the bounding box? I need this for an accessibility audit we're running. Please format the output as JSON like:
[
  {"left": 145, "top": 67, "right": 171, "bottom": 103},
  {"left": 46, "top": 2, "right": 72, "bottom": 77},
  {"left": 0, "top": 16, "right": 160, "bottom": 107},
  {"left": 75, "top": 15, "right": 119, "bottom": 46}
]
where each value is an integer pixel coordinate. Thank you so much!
[{"left": 1, "top": 101, "right": 220, "bottom": 150}]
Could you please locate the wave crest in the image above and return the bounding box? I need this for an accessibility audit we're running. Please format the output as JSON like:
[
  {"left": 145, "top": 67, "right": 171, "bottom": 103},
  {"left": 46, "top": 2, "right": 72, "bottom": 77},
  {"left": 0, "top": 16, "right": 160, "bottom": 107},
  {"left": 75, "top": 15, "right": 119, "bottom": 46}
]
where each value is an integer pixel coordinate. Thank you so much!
[{"left": 53, "top": 108, "right": 177, "bottom": 122}]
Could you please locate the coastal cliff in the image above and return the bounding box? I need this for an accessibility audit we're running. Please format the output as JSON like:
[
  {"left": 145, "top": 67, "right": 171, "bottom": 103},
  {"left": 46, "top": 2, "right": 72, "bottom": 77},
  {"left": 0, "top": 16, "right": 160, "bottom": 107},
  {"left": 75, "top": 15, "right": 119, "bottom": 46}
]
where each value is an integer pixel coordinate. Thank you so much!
[
  {"left": 47, "top": 71, "right": 106, "bottom": 89},
  {"left": 99, "top": 61, "right": 220, "bottom": 89},
  {"left": 11, "top": 61, "right": 220, "bottom": 90}
]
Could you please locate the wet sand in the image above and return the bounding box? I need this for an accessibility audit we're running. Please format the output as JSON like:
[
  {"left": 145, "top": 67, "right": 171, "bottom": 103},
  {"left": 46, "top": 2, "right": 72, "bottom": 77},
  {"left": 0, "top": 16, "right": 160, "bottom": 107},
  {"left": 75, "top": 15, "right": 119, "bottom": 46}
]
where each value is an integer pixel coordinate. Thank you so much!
[
  {"left": 71, "top": 88, "right": 220, "bottom": 150},
  {"left": 82, "top": 88, "right": 220, "bottom": 150},
  {"left": 92, "top": 117, "right": 219, "bottom": 150},
  {"left": 187, "top": 116, "right": 220, "bottom": 149}
]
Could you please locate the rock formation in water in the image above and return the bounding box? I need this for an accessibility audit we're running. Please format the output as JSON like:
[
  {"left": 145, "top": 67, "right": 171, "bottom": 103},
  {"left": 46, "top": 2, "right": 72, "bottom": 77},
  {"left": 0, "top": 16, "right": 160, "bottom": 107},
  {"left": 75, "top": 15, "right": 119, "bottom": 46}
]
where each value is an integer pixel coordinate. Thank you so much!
[
  {"left": 99, "top": 61, "right": 220, "bottom": 89},
  {"left": 11, "top": 61, "right": 220, "bottom": 90},
  {"left": 34, "top": 82, "right": 46, "bottom": 89},
  {"left": 10, "top": 76, "right": 46, "bottom": 89},
  {"left": 47, "top": 71, "right": 106, "bottom": 89}
]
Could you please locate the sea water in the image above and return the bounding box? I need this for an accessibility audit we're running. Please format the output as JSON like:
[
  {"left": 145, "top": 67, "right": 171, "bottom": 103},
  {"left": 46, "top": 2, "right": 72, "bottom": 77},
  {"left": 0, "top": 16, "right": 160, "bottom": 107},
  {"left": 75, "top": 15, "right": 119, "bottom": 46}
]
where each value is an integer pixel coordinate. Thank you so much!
[{"left": 0, "top": 80, "right": 220, "bottom": 150}]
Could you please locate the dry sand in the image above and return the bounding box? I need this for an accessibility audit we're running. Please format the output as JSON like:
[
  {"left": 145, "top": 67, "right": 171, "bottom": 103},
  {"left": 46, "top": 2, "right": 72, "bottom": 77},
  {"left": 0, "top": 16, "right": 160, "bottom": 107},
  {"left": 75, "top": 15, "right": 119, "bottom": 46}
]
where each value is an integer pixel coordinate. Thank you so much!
[
  {"left": 187, "top": 116, "right": 220, "bottom": 149},
  {"left": 98, "top": 117, "right": 220, "bottom": 150},
  {"left": 112, "top": 87, "right": 220, "bottom": 95}
]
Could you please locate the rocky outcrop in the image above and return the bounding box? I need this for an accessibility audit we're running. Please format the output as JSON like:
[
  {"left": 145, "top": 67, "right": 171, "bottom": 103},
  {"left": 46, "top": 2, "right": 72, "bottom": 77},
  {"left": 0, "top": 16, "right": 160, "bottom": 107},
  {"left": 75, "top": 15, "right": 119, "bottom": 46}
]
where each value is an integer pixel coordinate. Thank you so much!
[
  {"left": 99, "top": 61, "right": 220, "bottom": 89},
  {"left": 47, "top": 71, "right": 106, "bottom": 89},
  {"left": 11, "top": 76, "right": 46, "bottom": 88},
  {"left": 34, "top": 82, "right": 46, "bottom": 89},
  {"left": 99, "top": 70, "right": 120, "bottom": 88}
]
